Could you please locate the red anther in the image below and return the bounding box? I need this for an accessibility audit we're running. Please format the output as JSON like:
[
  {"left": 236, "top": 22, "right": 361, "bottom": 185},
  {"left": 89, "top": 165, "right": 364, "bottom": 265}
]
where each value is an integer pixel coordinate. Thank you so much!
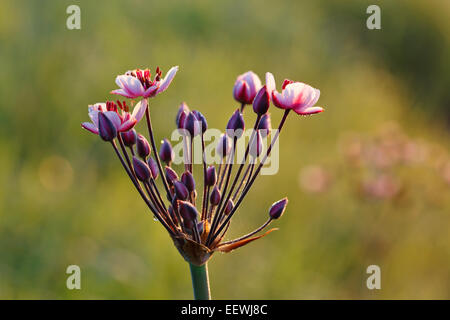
[
  {"left": 122, "top": 101, "right": 129, "bottom": 112},
  {"left": 136, "top": 69, "right": 144, "bottom": 83},
  {"left": 144, "top": 69, "right": 150, "bottom": 80},
  {"left": 106, "top": 101, "right": 117, "bottom": 112}
]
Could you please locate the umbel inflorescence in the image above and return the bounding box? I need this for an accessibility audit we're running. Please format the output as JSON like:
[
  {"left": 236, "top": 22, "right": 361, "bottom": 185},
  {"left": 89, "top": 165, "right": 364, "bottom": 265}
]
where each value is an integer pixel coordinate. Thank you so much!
[{"left": 82, "top": 67, "right": 323, "bottom": 266}]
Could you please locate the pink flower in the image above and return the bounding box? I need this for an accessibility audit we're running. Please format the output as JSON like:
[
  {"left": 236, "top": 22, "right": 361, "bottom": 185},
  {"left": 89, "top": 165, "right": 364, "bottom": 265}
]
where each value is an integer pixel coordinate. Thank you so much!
[
  {"left": 271, "top": 77, "right": 323, "bottom": 115},
  {"left": 81, "top": 100, "right": 147, "bottom": 135},
  {"left": 111, "top": 66, "right": 179, "bottom": 99},
  {"left": 233, "top": 71, "right": 262, "bottom": 104}
]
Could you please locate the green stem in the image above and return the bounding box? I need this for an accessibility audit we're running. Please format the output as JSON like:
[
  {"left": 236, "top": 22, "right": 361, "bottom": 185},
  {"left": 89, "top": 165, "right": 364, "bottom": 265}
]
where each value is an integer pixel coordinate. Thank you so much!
[{"left": 189, "top": 262, "right": 211, "bottom": 300}]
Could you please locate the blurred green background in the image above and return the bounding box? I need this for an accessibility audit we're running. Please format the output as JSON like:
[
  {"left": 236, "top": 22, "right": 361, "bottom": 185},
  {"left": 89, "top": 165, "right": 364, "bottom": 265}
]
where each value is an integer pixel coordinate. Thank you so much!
[{"left": 0, "top": 0, "right": 449, "bottom": 299}]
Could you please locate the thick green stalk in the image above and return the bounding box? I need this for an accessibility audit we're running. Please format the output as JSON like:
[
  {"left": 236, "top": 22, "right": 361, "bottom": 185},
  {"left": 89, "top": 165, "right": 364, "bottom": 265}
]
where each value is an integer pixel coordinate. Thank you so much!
[{"left": 189, "top": 262, "right": 211, "bottom": 300}]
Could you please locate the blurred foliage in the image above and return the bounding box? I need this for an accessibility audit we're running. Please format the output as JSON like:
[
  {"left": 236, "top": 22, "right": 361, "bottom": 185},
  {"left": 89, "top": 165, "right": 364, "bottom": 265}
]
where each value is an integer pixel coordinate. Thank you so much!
[{"left": 0, "top": 0, "right": 449, "bottom": 299}]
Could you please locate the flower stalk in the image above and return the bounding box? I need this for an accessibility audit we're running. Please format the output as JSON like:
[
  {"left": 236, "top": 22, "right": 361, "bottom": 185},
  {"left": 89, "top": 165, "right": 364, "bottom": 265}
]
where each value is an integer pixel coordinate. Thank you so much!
[{"left": 189, "top": 262, "right": 211, "bottom": 300}]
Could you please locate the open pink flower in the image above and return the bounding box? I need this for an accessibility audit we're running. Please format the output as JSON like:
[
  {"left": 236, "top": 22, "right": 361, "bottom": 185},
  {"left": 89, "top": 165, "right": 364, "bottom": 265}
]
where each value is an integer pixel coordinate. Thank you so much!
[
  {"left": 81, "top": 100, "right": 147, "bottom": 135},
  {"left": 233, "top": 71, "right": 262, "bottom": 104},
  {"left": 272, "top": 78, "right": 323, "bottom": 115},
  {"left": 111, "top": 66, "right": 178, "bottom": 99}
]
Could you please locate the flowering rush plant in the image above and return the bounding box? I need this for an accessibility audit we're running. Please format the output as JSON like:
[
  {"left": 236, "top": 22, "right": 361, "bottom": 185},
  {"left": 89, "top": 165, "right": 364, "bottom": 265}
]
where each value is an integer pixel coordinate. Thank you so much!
[{"left": 82, "top": 67, "right": 323, "bottom": 299}]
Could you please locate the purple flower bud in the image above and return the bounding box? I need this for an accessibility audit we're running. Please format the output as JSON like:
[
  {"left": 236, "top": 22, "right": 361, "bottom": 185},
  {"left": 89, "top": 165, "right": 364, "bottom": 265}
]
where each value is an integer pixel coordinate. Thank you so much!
[
  {"left": 181, "top": 171, "right": 195, "bottom": 192},
  {"left": 165, "top": 166, "right": 179, "bottom": 185},
  {"left": 184, "top": 112, "right": 201, "bottom": 137},
  {"left": 178, "top": 112, "right": 188, "bottom": 133},
  {"left": 216, "top": 134, "right": 232, "bottom": 158},
  {"left": 192, "top": 110, "right": 208, "bottom": 133},
  {"left": 258, "top": 113, "right": 272, "bottom": 137},
  {"left": 226, "top": 109, "right": 245, "bottom": 138},
  {"left": 249, "top": 131, "right": 263, "bottom": 158},
  {"left": 121, "top": 129, "right": 137, "bottom": 147},
  {"left": 98, "top": 112, "right": 117, "bottom": 141},
  {"left": 269, "top": 198, "right": 288, "bottom": 219},
  {"left": 224, "top": 199, "right": 234, "bottom": 215},
  {"left": 174, "top": 181, "right": 189, "bottom": 200},
  {"left": 136, "top": 134, "right": 151, "bottom": 159},
  {"left": 206, "top": 165, "right": 217, "bottom": 186},
  {"left": 133, "top": 156, "right": 151, "bottom": 181},
  {"left": 209, "top": 186, "right": 221, "bottom": 206},
  {"left": 147, "top": 157, "right": 159, "bottom": 179},
  {"left": 160, "top": 139, "right": 174, "bottom": 165},
  {"left": 178, "top": 201, "right": 198, "bottom": 220},
  {"left": 178, "top": 200, "right": 198, "bottom": 228},
  {"left": 252, "top": 85, "right": 270, "bottom": 115},
  {"left": 176, "top": 102, "right": 190, "bottom": 128}
]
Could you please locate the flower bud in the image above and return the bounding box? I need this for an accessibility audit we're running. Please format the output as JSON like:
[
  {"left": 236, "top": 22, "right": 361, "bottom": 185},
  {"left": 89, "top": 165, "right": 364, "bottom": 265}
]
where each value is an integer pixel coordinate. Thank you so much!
[
  {"left": 121, "top": 129, "right": 137, "bottom": 147},
  {"left": 192, "top": 110, "right": 208, "bottom": 133},
  {"left": 98, "top": 112, "right": 117, "bottom": 141},
  {"left": 205, "top": 166, "right": 217, "bottom": 186},
  {"left": 184, "top": 112, "right": 201, "bottom": 137},
  {"left": 177, "top": 112, "right": 188, "bottom": 134},
  {"left": 178, "top": 200, "right": 198, "bottom": 227},
  {"left": 174, "top": 181, "right": 189, "bottom": 200},
  {"left": 226, "top": 109, "right": 245, "bottom": 138},
  {"left": 147, "top": 157, "right": 159, "bottom": 179},
  {"left": 176, "top": 102, "right": 190, "bottom": 128},
  {"left": 181, "top": 171, "right": 195, "bottom": 192},
  {"left": 136, "top": 134, "right": 151, "bottom": 159},
  {"left": 258, "top": 114, "right": 271, "bottom": 137},
  {"left": 233, "top": 71, "right": 262, "bottom": 105},
  {"left": 224, "top": 199, "right": 234, "bottom": 215},
  {"left": 249, "top": 131, "right": 263, "bottom": 158},
  {"left": 160, "top": 139, "right": 174, "bottom": 165},
  {"left": 165, "top": 166, "right": 179, "bottom": 185},
  {"left": 209, "top": 186, "right": 221, "bottom": 206},
  {"left": 133, "top": 156, "right": 151, "bottom": 181},
  {"left": 216, "top": 134, "right": 232, "bottom": 158},
  {"left": 252, "top": 85, "right": 270, "bottom": 115},
  {"left": 269, "top": 198, "right": 288, "bottom": 219}
]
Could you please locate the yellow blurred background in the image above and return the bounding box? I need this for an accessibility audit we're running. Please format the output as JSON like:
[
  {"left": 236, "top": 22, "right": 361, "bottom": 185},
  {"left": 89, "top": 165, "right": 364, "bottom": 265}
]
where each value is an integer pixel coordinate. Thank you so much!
[{"left": 0, "top": 0, "right": 449, "bottom": 299}]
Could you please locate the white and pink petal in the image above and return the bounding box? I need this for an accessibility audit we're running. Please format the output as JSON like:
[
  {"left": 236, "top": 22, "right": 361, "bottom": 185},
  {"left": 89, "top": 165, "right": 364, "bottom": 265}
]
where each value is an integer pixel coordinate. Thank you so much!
[
  {"left": 81, "top": 122, "right": 99, "bottom": 134},
  {"left": 156, "top": 66, "right": 179, "bottom": 94},
  {"left": 131, "top": 99, "right": 148, "bottom": 122}
]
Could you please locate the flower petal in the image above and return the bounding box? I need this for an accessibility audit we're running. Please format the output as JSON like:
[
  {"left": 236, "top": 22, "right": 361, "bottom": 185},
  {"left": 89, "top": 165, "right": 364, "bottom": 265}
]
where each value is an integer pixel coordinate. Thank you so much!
[
  {"left": 265, "top": 72, "right": 276, "bottom": 98},
  {"left": 88, "top": 103, "right": 106, "bottom": 127},
  {"left": 81, "top": 122, "right": 99, "bottom": 134},
  {"left": 143, "top": 85, "right": 158, "bottom": 98},
  {"left": 111, "top": 89, "right": 135, "bottom": 98},
  {"left": 131, "top": 99, "right": 148, "bottom": 122},
  {"left": 103, "top": 111, "right": 122, "bottom": 129},
  {"left": 295, "top": 106, "right": 324, "bottom": 115},
  {"left": 272, "top": 90, "right": 289, "bottom": 109},
  {"left": 241, "top": 71, "right": 262, "bottom": 95},
  {"left": 308, "top": 89, "right": 321, "bottom": 108},
  {"left": 156, "top": 66, "right": 179, "bottom": 94},
  {"left": 115, "top": 75, "right": 128, "bottom": 88},
  {"left": 123, "top": 76, "right": 145, "bottom": 97},
  {"left": 119, "top": 119, "right": 137, "bottom": 132}
]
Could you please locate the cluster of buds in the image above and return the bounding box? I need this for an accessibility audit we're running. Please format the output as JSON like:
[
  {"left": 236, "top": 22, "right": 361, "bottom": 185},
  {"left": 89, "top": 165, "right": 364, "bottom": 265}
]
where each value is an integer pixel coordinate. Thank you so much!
[{"left": 82, "top": 67, "right": 323, "bottom": 266}]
